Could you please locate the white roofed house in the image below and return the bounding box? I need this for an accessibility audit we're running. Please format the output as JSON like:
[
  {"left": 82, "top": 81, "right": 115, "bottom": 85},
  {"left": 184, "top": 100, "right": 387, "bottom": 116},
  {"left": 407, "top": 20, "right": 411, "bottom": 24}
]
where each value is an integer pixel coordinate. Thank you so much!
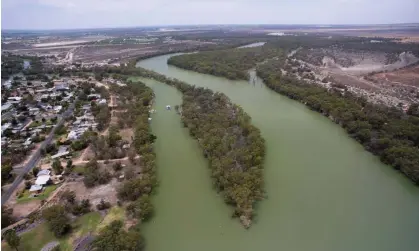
[
  {"left": 55, "top": 83, "right": 70, "bottom": 92},
  {"left": 98, "top": 99, "right": 107, "bottom": 105},
  {"left": 37, "top": 169, "right": 51, "bottom": 177},
  {"left": 35, "top": 174, "right": 51, "bottom": 186},
  {"left": 54, "top": 105, "right": 63, "bottom": 113},
  {"left": 29, "top": 184, "right": 43, "bottom": 194},
  {"left": 67, "top": 130, "right": 78, "bottom": 140}
]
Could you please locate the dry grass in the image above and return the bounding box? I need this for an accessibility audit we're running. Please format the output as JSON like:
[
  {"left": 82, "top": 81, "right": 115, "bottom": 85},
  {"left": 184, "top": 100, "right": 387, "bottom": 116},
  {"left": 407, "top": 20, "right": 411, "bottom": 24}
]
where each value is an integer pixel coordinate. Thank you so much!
[{"left": 96, "top": 206, "right": 125, "bottom": 233}]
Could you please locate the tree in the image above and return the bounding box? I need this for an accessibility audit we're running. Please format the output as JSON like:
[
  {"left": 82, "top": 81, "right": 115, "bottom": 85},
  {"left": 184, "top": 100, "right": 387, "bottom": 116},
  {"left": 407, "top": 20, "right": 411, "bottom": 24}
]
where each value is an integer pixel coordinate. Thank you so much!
[
  {"left": 1, "top": 206, "right": 16, "bottom": 228},
  {"left": 61, "top": 190, "right": 76, "bottom": 204},
  {"left": 112, "top": 162, "right": 123, "bottom": 172},
  {"left": 52, "top": 159, "right": 63, "bottom": 174},
  {"left": 42, "top": 205, "right": 71, "bottom": 237},
  {"left": 96, "top": 199, "right": 111, "bottom": 210},
  {"left": 92, "top": 220, "right": 145, "bottom": 251},
  {"left": 4, "top": 229, "right": 20, "bottom": 251},
  {"left": 407, "top": 103, "right": 419, "bottom": 117},
  {"left": 25, "top": 180, "right": 32, "bottom": 189},
  {"left": 66, "top": 160, "right": 73, "bottom": 171},
  {"left": 32, "top": 167, "right": 39, "bottom": 177},
  {"left": 126, "top": 195, "right": 154, "bottom": 221},
  {"left": 107, "top": 126, "right": 121, "bottom": 147},
  {"left": 72, "top": 199, "right": 91, "bottom": 216},
  {"left": 1, "top": 164, "right": 13, "bottom": 183}
]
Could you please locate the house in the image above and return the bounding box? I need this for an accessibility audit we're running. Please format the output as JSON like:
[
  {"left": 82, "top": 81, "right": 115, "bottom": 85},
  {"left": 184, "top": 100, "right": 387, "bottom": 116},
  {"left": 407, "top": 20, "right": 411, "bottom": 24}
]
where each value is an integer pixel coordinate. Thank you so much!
[
  {"left": 1, "top": 103, "right": 13, "bottom": 112},
  {"left": 98, "top": 99, "right": 107, "bottom": 105},
  {"left": 29, "top": 107, "right": 40, "bottom": 113},
  {"left": 55, "top": 83, "right": 69, "bottom": 92},
  {"left": 58, "top": 145, "right": 69, "bottom": 153},
  {"left": 35, "top": 175, "right": 51, "bottom": 185},
  {"left": 53, "top": 105, "right": 63, "bottom": 113},
  {"left": 67, "top": 130, "right": 78, "bottom": 140},
  {"left": 51, "top": 151, "right": 70, "bottom": 159},
  {"left": 37, "top": 169, "right": 51, "bottom": 177},
  {"left": 23, "top": 138, "right": 32, "bottom": 147},
  {"left": 7, "top": 96, "right": 22, "bottom": 103},
  {"left": 87, "top": 94, "right": 101, "bottom": 100},
  {"left": 82, "top": 104, "right": 91, "bottom": 111},
  {"left": 29, "top": 184, "right": 43, "bottom": 194}
]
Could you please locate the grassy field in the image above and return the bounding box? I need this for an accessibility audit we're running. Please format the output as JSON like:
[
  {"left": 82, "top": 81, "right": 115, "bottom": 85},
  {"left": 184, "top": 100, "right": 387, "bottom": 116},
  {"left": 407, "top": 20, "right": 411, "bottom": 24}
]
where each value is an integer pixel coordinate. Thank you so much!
[
  {"left": 72, "top": 211, "right": 102, "bottom": 238},
  {"left": 2, "top": 223, "right": 60, "bottom": 251},
  {"left": 17, "top": 185, "right": 58, "bottom": 204},
  {"left": 2, "top": 212, "right": 102, "bottom": 251},
  {"left": 73, "top": 165, "right": 86, "bottom": 175},
  {"left": 96, "top": 206, "right": 125, "bottom": 233}
]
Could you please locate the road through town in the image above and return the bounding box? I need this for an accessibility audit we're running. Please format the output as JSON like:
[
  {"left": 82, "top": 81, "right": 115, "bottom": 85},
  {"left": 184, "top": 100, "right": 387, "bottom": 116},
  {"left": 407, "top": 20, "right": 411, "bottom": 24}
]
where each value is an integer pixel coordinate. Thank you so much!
[{"left": 1, "top": 102, "right": 75, "bottom": 205}]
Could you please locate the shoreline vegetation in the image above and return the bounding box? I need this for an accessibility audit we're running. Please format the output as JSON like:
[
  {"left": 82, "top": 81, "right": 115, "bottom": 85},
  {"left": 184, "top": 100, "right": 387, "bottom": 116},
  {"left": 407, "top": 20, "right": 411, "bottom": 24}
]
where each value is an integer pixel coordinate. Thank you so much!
[
  {"left": 128, "top": 62, "right": 266, "bottom": 228},
  {"left": 160, "top": 43, "right": 419, "bottom": 185}
]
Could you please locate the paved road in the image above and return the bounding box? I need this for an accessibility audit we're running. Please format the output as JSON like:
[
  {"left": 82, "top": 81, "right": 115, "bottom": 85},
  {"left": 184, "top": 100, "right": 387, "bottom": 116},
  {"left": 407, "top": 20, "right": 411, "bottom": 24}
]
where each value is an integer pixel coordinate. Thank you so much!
[{"left": 1, "top": 102, "right": 75, "bottom": 205}]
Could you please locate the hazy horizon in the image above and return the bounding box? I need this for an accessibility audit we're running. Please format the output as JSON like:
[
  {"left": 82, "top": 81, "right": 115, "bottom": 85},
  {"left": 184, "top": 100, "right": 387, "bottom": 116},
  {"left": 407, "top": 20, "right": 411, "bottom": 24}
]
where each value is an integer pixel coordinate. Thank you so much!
[{"left": 2, "top": 0, "right": 419, "bottom": 30}]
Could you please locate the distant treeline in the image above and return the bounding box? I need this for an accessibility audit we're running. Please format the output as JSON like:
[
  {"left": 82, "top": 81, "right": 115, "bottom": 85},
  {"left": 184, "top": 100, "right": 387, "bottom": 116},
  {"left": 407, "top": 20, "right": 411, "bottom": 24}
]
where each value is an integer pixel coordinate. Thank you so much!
[
  {"left": 167, "top": 46, "right": 280, "bottom": 80},
  {"left": 257, "top": 58, "right": 419, "bottom": 184}
]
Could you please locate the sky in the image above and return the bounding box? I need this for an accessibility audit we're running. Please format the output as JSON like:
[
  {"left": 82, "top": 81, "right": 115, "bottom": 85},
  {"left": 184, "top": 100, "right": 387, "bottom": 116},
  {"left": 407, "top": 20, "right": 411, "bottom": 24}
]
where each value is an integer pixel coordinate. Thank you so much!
[{"left": 2, "top": 0, "right": 419, "bottom": 30}]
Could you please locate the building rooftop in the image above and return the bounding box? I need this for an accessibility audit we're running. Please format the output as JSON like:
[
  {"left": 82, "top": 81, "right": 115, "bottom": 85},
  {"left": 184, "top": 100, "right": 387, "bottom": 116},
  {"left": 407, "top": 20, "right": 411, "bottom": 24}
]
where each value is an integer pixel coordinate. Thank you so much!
[
  {"left": 29, "top": 184, "right": 43, "bottom": 192},
  {"left": 35, "top": 175, "right": 51, "bottom": 185},
  {"left": 37, "top": 169, "right": 51, "bottom": 177}
]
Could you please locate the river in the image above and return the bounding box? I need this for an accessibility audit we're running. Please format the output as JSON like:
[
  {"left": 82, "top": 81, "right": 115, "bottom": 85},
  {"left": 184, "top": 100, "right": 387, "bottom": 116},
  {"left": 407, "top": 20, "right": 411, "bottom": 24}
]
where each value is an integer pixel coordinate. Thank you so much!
[{"left": 137, "top": 54, "right": 419, "bottom": 251}]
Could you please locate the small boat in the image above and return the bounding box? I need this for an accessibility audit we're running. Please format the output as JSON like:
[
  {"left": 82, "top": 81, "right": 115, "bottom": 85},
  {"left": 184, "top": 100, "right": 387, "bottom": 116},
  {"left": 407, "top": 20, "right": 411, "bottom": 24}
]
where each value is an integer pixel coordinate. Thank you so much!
[{"left": 166, "top": 105, "right": 171, "bottom": 110}]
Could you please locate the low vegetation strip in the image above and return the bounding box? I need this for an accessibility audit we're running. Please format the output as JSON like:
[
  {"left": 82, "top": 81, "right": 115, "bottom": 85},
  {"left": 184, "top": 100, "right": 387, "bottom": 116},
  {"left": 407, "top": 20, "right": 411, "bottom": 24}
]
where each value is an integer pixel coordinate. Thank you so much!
[
  {"left": 167, "top": 45, "right": 280, "bottom": 80},
  {"left": 126, "top": 65, "right": 266, "bottom": 228},
  {"left": 256, "top": 58, "right": 419, "bottom": 184}
]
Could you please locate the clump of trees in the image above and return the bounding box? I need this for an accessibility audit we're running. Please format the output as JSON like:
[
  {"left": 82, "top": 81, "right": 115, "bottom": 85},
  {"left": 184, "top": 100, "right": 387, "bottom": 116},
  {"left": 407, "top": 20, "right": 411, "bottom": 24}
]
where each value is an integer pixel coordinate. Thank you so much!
[
  {"left": 1, "top": 163, "right": 14, "bottom": 184},
  {"left": 71, "top": 130, "right": 97, "bottom": 151},
  {"left": 92, "top": 103, "right": 111, "bottom": 131},
  {"left": 3, "top": 229, "right": 20, "bottom": 251},
  {"left": 167, "top": 45, "right": 280, "bottom": 80},
  {"left": 60, "top": 190, "right": 91, "bottom": 216},
  {"left": 126, "top": 195, "right": 154, "bottom": 221},
  {"left": 42, "top": 205, "right": 71, "bottom": 237},
  {"left": 89, "top": 126, "right": 127, "bottom": 160},
  {"left": 92, "top": 220, "right": 145, "bottom": 251},
  {"left": 83, "top": 159, "right": 112, "bottom": 188},
  {"left": 1, "top": 206, "right": 16, "bottom": 228},
  {"left": 96, "top": 199, "right": 112, "bottom": 210}
]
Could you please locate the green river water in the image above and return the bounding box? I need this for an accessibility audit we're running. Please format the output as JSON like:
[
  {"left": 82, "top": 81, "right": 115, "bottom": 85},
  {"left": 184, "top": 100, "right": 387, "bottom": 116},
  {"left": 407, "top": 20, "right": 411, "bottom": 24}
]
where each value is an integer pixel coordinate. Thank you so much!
[{"left": 137, "top": 54, "right": 419, "bottom": 251}]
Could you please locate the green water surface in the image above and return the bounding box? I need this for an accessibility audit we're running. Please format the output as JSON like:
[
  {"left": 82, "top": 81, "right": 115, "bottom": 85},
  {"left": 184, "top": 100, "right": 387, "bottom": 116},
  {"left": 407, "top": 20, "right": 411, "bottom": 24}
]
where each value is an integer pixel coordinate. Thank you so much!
[{"left": 138, "top": 54, "right": 419, "bottom": 251}]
